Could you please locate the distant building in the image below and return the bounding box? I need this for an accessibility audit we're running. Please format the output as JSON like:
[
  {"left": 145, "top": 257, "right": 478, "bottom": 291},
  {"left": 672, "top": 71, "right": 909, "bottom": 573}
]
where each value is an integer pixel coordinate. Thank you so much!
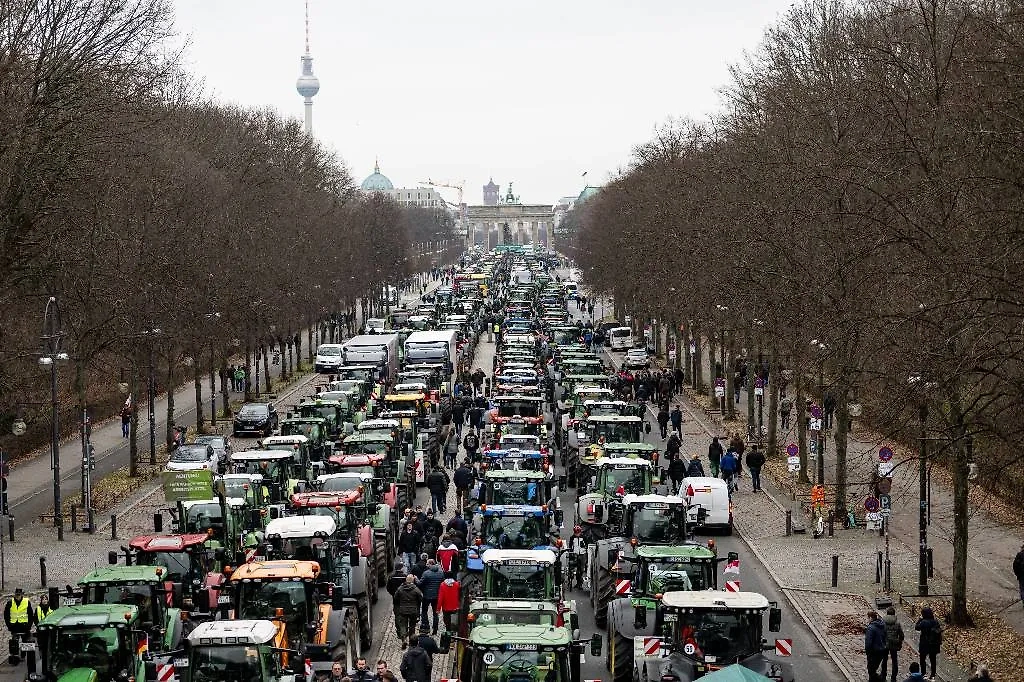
[
  {"left": 466, "top": 181, "right": 553, "bottom": 248},
  {"left": 360, "top": 162, "right": 446, "bottom": 208},
  {"left": 483, "top": 178, "right": 499, "bottom": 206}
]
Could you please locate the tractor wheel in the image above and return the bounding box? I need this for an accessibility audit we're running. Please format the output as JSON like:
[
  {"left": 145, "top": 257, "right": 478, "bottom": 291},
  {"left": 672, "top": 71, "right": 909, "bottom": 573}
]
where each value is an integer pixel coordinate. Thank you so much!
[
  {"left": 331, "top": 608, "right": 359, "bottom": 672},
  {"left": 357, "top": 595, "right": 372, "bottom": 652},
  {"left": 369, "top": 556, "right": 379, "bottom": 605},
  {"left": 608, "top": 603, "right": 634, "bottom": 682},
  {"left": 375, "top": 535, "right": 388, "bottom": 585},
  {"left": 594, "top": 563, "right": 614, "bottom": 629}
]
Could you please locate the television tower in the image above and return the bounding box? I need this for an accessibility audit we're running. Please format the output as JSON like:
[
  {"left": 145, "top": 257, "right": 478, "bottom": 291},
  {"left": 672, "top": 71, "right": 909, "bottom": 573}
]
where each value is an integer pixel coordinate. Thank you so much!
[{"left": 295, "top": 0, "right": 320, "bottom": 135}]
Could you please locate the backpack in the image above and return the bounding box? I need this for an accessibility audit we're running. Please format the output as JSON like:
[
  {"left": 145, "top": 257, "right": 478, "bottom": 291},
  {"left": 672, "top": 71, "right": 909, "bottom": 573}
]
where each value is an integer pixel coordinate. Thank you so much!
[{"left": 885, "top": 620, "right": 904, "bottom": 650}]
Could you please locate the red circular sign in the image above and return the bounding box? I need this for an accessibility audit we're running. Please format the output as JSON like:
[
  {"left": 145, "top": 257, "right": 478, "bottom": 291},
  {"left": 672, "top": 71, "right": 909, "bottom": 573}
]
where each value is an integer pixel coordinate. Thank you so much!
[{"left": 864, "top": 497, "right": 880, "bottom": 512}]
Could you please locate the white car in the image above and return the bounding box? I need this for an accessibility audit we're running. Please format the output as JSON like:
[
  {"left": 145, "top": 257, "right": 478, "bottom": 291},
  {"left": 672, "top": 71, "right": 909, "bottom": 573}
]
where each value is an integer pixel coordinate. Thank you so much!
[
  {"left": 165, "top": 443, "right": 217, "bottom": 472},
  {"left": 624, "top": 348, "right": 650, "bottom": 368}
]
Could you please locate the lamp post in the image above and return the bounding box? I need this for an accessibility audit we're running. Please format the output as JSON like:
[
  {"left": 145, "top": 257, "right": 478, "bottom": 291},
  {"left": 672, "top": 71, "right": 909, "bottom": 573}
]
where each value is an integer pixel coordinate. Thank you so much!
[
  {"left": 40, "top": 297, "right": 69, "bottom": 541},
  {"left": 810, "top": 339, "right": 827, "bottom": 485},
  {"left": 715, "top": 305, "right": 729, "bottom": 414}
]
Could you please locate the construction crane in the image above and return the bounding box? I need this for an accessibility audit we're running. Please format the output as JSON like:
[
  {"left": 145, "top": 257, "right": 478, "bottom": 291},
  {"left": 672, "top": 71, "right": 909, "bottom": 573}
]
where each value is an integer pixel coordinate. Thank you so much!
[{"left": 418, "top": 178, "right": 464, "bottom": 208}]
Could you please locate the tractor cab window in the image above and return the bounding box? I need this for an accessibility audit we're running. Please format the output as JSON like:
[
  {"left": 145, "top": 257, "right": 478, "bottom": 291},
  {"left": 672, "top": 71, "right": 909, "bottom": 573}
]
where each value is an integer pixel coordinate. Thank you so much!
[
  {"left": 628, "top": 505, "right": 680, "bottom": 543},
  {"left": 602, "top": 467, "right": 647, "bottom": 495},
  {"left": 475, "top": 648, "right": 564, "bottom": 682},
  {"left": 483, "top": 514, "right": 544, "bottom": 550},
  {"left": 49, "top": 626, "right": 121, "bottom": 681},
  {"left": 185, "top": 503, "right": 223, "bottom": 534},
  {"left": 489, "top": 480, "right": 541, "bottom": 506},
  {"left": 190, "top": 645, "right": 264, "bottom": 682},
  {"left": 239, "top": 581, "right": 308, "bottom": 639},
  {"left": 641, "top": 560, "right": 713, "bottom": 593},
  {"left": 136, "top": 550, "right": 194, "bottom": 584},
  {"left": 86, "top": 584, "right": 155, "bottom": 623},
  {"left": 485, "top": 563, "right": 551, "bottom": 600},
  {"left": 673, "top": 609, "right": 761, "bottom": 662}
]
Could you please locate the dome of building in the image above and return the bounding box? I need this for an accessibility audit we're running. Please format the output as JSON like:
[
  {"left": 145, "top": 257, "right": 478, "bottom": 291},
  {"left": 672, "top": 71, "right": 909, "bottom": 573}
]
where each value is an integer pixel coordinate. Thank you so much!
[{"left": 361, "top": 161, "right": 394, "bottom": 191}]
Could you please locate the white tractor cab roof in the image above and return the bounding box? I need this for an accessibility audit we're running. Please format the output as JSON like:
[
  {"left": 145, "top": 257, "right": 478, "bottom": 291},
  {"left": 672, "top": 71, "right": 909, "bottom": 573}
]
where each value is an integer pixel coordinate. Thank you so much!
[
  {"left": 231, "top": 449, "right": 295, "bottom": 462},
  {"left": 574, "top": 387, "right": 614, "bottom": 399},
  {"left": 317, "top": 472, "right": 374, "bottom": 487},
  {"left": 260, "top": 435, "right": 309, "bottom": 447},
  {"left": 358, "top": 419, "right": 401, "bottom": 431},
  {"left": 481, "top": 548, "right": 557, "bottom": 566},
  {"left": 661, "top": 591, "right": 770, "bottom": 610},
  {"left": 265, "top": 515, "right": 337, "bottom": 539},
  {"left": 598, "top": 456, "right": 653, "bottom": 468},
  {"left": 188, "top": 619, "right": 278, "bottom": 646},
  {"left": 621, "top": 493, "right": 685, "bottom": 506},
  {"left": 394, "top": 382, "right": 428, "bottom": 393}
]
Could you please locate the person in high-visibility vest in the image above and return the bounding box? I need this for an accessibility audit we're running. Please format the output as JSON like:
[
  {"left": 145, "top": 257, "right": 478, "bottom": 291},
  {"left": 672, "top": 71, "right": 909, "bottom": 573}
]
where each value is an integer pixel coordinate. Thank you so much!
[
  {"left": 5, "top": 587, "right": 33, "bottom": 664},
  {"left": 34, "top": 593, "right": 53, "bottom": 625}
]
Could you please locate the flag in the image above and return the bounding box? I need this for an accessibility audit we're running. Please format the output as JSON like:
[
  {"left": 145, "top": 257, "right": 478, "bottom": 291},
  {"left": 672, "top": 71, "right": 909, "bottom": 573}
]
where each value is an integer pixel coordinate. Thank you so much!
[
  {"left": 724, "top": 558, "right": 740, "bottom": 575},
  {"left": 136, "top": 633, "right": 149, "bottom": 655},
  {"left": 123, "top": 394, "right": 132, "bottom": 410}
]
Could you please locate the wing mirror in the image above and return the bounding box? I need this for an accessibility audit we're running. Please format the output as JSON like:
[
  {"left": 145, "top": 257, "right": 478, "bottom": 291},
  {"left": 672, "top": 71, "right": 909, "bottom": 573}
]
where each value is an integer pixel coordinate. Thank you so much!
[
  {"left": 349, "top": 545, "right": 361, "bottom": 566},
  {"left": 634, "top": 603, "right": 647, "bottom": 629},
  {"left": 590, "top": 634, "right": 603, "bottom": 657},
  {"left": 768, "top": 606, "right": 782, "bottom": 632},
  {"left": 644, "top": 422, "right": 651, "bottom": 434},
  {"left": 558, "top": 476, "right": 567, "bottom": 493}
]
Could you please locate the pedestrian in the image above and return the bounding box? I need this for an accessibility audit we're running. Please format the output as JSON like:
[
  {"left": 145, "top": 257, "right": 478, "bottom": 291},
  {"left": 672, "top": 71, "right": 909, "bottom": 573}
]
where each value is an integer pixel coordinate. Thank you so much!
[
  {"left": 720, "top": 450, "right": 739, "bottom": 493},
  {"left": 35, "top": 593, "right": 53, "bottom": 624},
  {"left": 881, "top": 606, "right": 905, "bottom": 682},
  {"left": 656, "top": 407, "right": 669, "bottom": 440},
  {"left": 669, "top": 404, "right": 683, "bottom": 433},
  {"left": 729, "top": 433, "right": 746, "bottom": 458},
  {"left": 233, "top": 366, "right": 245, "bottom": 393},
  {"left": 416, "top": 624, "right": 440, "bottom": 658},
  {"left": 436, "top": 534, "right": 460, "bottom": 574},
  {"left": 685, "top": 454, "right": 705, "bottom": 479},
  {"left": 400, "top": 635, "right": 432, "bottom": 682},
  {"left": 1013, "top": 543, "right": 1024, "bottom": 610},
  {"left": 903, "top": 662, "right": 924, "bottom": 681},
  {"left": 914, "top": 606, "right": 942, "bottom": 680},
  {"left": 668, "top": 456, "right": 687, "bottom": 494},
  {"left": 462, "top": 430, "right": 480, "bottom": 462},
  {"left": 4, "top": 588, "right": 33, "bottom": 664},
  {"left": 780, "top": 396, "right": 793, "bottom": 430},
  {"left": 350, "top": 659, "right": 376, "bottom": 682},
  {"left": 733, "top": 371, "right": 743, "bottom": 404},
  {"left": 745, "top": 444, "right": 766, "bottom": 492},
  {"left": 423, "top": 509, "right": 443, "bottom": 539},
  {"left": 437, "top": 575, "right": 461, "bottom": 632},
  {"left": 865, "top": 610, "right": 888, "bottom": 682},
  {"left": 443, "top": 433, "right": 459, "bottom": 469},
  {"left": 375, "top": 661, "right": 391, "bottom": 679},
  {"left": 417, "top": 559, "right": 443, "bottom": 633},
  {"left": 708, "top": 437, "right": 723, "bottom": 477},
  {"left": 446, "top": 509, "right": 469, "bottom": 542},
  {"left": 386, "top": 562, "right": 407, "bottom": 596},
  {"left": 666, "top": 431, "right": 682, "bottom": 459},
  {"left": 419, "top": 529, "right": 439, "bottom": 561},
  {"left": 120, "top": 401, "right": 131, "bottom": 438},
  {"left": 327, "top": 662, "right": 347, "bottom": 682},
  {"left": 411, "top": 553, "right": 429, "bottom": 579},
  {"left": 392, "top": 575, "right": 423, "bottom": 648},
  {"left": 398, "top": 522, "right": 421, "bottom": 571},
  {"left": 454, "top": 462, "right": 475, "bottom": 509},
  {"left": 426, "top": 468, "right": 447, "bottom": 514}
]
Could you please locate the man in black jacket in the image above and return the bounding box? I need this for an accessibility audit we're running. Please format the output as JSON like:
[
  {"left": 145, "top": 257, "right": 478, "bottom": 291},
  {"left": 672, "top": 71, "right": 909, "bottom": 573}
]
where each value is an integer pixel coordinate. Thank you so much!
[
  {"left": 386, "top": 563, "right": 407, "bottom": 596},
  {"left": 462, "top": 430, "right": 480, "bottom": 462},
  {"left": 426, "top": 469, "right": 448, "bottom": 514},
  {"left": 453, "top": 462, "right": 475, "bottom": 509},
  {"left": 745, "top": 445, "right": 766, "bottom": 492},
  {"left": 1014, "top": 543, "right": 1024, "bottom": 611},
  {"left": 400, "top": 637, "right": 432, "bottom": 682},
  {"left": 350, "top": 658, "right": 376, "bottom": 682}
]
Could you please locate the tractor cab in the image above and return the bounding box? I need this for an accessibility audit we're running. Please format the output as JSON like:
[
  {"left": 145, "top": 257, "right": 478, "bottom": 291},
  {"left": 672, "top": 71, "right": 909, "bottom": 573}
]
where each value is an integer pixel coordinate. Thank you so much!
[
  {"left": 75, "top": 565, "right": 182, "bottom": 652},
  {"left": 467, "top": 512, "right": 561, "bottom": 571},
  {"left": 477, "top": 470, "right": 554, "bottom": 508},
  {"left": 28, "top": 605, "right": 148, "bottom": 682},
  {"left": 275, "top": 416, "right": 330, "bottom": 463},
  {"left": 480, "top": 549, "right": 560, "bottom": 601},
  {"left": 123, "top": 533, "right": 223, "bottom": 614},
  {"left": 575, "top": 458, "right": 655, "bottom": 541},
  {"left": 296, "top": 396, "right": 355, "bottom": 439},
  {"left": 185, "top": 620, "right": 293, "bottom": 682},
  {"left": 230, "top": 449, "right": 304, "bottom": 504}
]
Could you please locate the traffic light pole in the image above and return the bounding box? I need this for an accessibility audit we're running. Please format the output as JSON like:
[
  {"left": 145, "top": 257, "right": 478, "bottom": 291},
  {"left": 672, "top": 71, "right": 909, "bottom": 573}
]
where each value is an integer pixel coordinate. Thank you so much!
[{"left": 80, "top": 408, "right": 94, "bottom": 533}]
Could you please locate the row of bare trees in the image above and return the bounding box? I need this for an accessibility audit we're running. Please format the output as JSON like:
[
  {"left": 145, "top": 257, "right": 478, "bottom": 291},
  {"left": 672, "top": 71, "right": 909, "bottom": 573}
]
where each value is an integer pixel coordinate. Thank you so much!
[
  {"left": 0, "top": 1, "right": 450, "bottom": 468},
  {"left": 562, "top": 0, "right": 1024, "bottom": 625}
]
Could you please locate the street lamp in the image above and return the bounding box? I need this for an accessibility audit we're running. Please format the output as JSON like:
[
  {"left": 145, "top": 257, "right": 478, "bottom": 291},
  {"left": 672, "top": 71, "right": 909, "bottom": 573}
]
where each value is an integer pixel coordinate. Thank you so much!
[
  {"left": 908, "top": 373, "right": 937, "bottom": 597},
  {"left": 810, "top": 339, "right": 827, "bottom": 485},
  {"left": 40, "top": 297, "right": 69, "bottom": 541}
]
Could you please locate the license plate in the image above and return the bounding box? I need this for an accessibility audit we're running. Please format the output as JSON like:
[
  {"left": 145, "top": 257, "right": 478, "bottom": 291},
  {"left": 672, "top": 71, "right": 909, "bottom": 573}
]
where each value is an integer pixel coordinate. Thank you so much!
[
  {"left": 59, "top": 597, "right": 80, "bottom": 607},
  {"left": 19, "top": 642, "right": 36, "bottom": 653},
  {"left": 174, "top": 658, "right": 189, "bottom": 669},
  {"left": 217, "top": 595, "right": 231, "bottom": 604}
]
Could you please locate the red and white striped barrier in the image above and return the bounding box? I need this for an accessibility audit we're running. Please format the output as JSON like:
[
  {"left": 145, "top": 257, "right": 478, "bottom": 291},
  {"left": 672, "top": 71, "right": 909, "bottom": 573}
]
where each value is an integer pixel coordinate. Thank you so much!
[
  {"left": 775, "top": 638, "right": 793, "bottom": 656},
  {"left": 724, "top": 580, "right": 741, "bottom": 592}
]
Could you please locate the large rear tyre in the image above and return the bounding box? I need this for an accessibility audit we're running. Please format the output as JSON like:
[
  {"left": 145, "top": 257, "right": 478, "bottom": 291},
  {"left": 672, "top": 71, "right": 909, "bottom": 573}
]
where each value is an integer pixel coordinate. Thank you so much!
[
  {"left": 357, "top": 595, "right": 372, "bottom": 652},
  {"left": 594, "top": 563, "right": 614, "bottom": 629},
  {"left": 608, "top": 605, "right": 634, "bottom": 682},
  {"left": 331, "top": 608, "right": 360, "bottom": 672},
  {"left": 375, "top": 535, "right": 388, "bottom": 585}
]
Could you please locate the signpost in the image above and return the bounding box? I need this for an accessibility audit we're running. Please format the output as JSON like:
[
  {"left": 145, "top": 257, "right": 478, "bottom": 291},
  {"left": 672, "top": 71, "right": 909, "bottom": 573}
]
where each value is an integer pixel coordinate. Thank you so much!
[
  {"left": 879, "top": 446, "right": 894, "bottom": 462},
  {"left": 162, "top": 470, "right": 214, "bottom": 502},
  {"left": 754, "top": 378, "right": 764, "bottom": 396},
  {"left": 864, "top": 496, "right": 881, "bottom": 513},
  {"left": 786, "top": 442, "right": 799, "bottom": 472}
]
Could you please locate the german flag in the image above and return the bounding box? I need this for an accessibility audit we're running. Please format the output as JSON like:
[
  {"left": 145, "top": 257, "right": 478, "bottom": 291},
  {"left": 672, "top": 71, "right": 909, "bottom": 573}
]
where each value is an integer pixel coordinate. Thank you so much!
[{"left": 136, "top": 634, "right": 149, "bottom": 656}]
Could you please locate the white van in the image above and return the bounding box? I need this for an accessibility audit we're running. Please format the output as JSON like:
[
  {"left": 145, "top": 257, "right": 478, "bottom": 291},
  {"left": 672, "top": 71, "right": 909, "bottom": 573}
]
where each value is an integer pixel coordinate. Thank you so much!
[
  {"left": 682, "top": 476, "right": 733, "bottom": 534},
  {"left": 314, "top": 343, "right": 344, "bottom": 373},
  {"left": 609, "top": 326, "right": 633, "bottom": 351}
]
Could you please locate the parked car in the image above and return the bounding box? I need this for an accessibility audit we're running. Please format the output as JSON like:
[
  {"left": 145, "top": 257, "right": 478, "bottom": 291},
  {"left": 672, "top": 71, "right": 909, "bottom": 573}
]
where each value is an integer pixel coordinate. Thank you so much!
[
  {"left": 165, "top": 443, "right": 217, "bottom": 472},
  {"left": 194, "top": 435, "right": 231, "bottom": 473},
  {"left": 624, "top": 347, "right": 650, "bottom": 368},
  {"left": 233, "top": 402, "right": 278, "bottom": 437}
]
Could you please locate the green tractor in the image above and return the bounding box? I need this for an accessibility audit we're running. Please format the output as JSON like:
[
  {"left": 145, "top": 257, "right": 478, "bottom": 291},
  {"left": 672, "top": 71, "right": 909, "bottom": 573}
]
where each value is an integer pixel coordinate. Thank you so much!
[
  {"left": 183, "top": 619, "right": 300, "bottom": 682},
  {"left": 331, "top": 427, "right": 414, "bottom": 512},
  {"left": 277, "top": 414, "right": 331, "bottom": 463},
  {"left": 27, "top": 604, "right": 153, "bottom": 682},
  {"left": 439, "top": 624, "right": 600, "bottom": 682},
  {"left": 574, "top": 458, "right": 655, "bottom": 543},
  {"left": 295, "top": 395, "right": 360, "bottom": 440},
  {"left": 230, "top": 449, "right": 308, "bottom": 504},
  {"left": 72, "top": 565, "right": 184, "bottom": 653},
  {"left": 621, "top": 591, "right": 793, "bottom": 682}
]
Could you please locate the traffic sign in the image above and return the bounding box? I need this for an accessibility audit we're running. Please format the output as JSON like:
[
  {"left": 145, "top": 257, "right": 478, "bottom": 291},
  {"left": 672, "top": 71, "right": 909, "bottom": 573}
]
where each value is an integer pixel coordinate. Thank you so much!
[
  {"left": 787, "top": 455, "right": 800, "bottom": 472},
  {"left": 809, "top": 418, "right": 823, "bottom": 432},
  {"left": 786, "top": 443, "right": 798, "bottom": 457},
  {"left": 879, "top": 446, "right": 894, "bottom": 462},
  {"left": 775, "top": 639, "right": 793, "bottom": 657},
  {"left": 810, "top": 404, "right": 823, "bottom": 419},
  {"left": 879, "top": 494, "right": 891, "bottom": 516},
  {"left": 865, "top": 511, "right": 882, "bottom": 530},
  {"left": 864, "top": 496, "right": 880, "bottom": 512},
  {"left": 878, "top": 461, "right": 895, "bottom": 477},
  {"left": 715, "top": 378, "right": 726, "bottom": 387}
]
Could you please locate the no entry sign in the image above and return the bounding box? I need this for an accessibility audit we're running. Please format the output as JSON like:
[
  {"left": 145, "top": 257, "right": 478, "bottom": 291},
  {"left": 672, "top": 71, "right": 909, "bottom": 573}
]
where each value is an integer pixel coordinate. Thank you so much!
[
  {"left": 786, "top": 443, "right": 798, "bottom": 457},
  {"left": 879, "top": 446, "right": 894, "bottom": 462}
]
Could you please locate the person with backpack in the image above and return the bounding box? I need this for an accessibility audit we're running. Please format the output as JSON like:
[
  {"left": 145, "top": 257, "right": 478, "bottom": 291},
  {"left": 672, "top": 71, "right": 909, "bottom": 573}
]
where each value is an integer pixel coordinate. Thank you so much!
[
  {"left": 399, "top": 635, "right": 432, "bottom": 682},
  {"left": 914, "top": 606, "right": 943, "bottom": 680},
  {"left": 881, "top": 606, "right": 905, "bottom": 682},
  {"left": 668, "top": 456, "right": 687, "bottom": 494},
  {"left": 720, "top": 450, "right": 739, "bottom": 493},
  {"left": 685, "top": 454, "right": 705, "bottom": 478}
]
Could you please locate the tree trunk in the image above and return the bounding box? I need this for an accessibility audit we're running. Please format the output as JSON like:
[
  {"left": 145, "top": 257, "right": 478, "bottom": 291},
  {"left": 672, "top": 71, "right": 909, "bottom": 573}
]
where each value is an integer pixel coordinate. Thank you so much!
[
  {"left": 682, "top": 322, "right": 692, "bottom": 385},
  {"left": 244, "top": 339, "right": 252, "bottom": 401},
  {"left": 833, "top": 381, "right": 849, "bottom": 516},
  {"left": 949, "top": 407, "right": 972, "bottom": 625},
  {"left": 209, "top": 350, "right": 217, "bottom": 427},
  {"left": 194, "top": 361, "right": 204, "bottom": 432},
  {"left": 692, "top": 324, "right": 703, "bottom": 390},
  {"left": 725, "top": 333, "right": 736, "bottom": 421},
  {"left": 166, "top": 357, "right": 176, "bottom": 448},
  {"left": 766, "top": 348, "right": 780, "bottom": 457},
  {"left": 746, "top": 343, "right": 755, "bottom": 430},
  {"left": 796, "top": 377, "right": 809, "bottom": 484},
  {"left": 707, "top": 334, "right": 717, "bottom": 403},
  {"left": 220, "top": 355, "right": 230, "bottom": 417},
  {"left": 128, "top": 362, "right": 139, "bottom": 478},
  {"left": 307, "top": 318, "right": 314, "bottom": 363},
  {"left": 278, "top": 339, "right": 288, "bottom": 380},
  {"left": 262, "top": 343, "right": 271, "bottom": 393}
]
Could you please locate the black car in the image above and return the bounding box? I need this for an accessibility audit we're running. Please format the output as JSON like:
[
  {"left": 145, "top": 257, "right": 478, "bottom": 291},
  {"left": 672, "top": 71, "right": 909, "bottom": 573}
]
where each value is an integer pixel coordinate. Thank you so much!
[{"left": 233, "top": 402, "right": 278, "bottom": 437}]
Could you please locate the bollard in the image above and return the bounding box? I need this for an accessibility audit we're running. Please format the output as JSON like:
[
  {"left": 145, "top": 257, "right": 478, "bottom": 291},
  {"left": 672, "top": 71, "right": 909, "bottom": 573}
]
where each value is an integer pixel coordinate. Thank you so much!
[
  {"left": 927, "top": 548, "right": 934, "bottom": 578},
  {"left": 828, "top": 511, "right": 834, "bottom": 537},
  {"left": 110, "top": 514, "right": 117, "bottom": 540},
  {"left": 8, "top": 516, "right": 14, "bottom": 542},
  {"left": 876, "top": 551, "right": 883, "bottom": 584},
  {"left": 25, "top": 644, "right": 36, "bottom": 673},
  {"left": 39, "top": 556, "right": 47, "bottom": 588},
  {"left": 885, "top": 557, "right": 892, "bottom": 592},
  {"left": 70, "top": 506, "right": 77, "bottom": 533},
  {"left": 785, "top": 510, "right": 792, "bottom": 536},
  {"left": 831, "top": 555, "right": 839, "bottom": 588},
  {"left": 154, "top": 513, "right": 163, "bottom": 533}
]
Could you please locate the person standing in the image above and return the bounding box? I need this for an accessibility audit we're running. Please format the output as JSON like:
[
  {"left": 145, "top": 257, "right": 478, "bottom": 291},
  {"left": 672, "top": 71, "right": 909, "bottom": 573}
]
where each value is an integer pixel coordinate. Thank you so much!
[
  {"left": 881, "top": 606, "right": 905, "bottom": 682},
  {"left": 5, "top": 588, "right": 33, "bottom": 664},
  {"left": 34, "top": 593, "right": 53, "bottom": 624},
  {"left": 780, "top": 396, "right": 793, "bottom": 430},
  {"left": 426, "top": 469, "right": 447, "bottom": 514},
  {"left": 443, "top": 433, "right": 459, "bottom": 469},
  {"left": 914, "top": 606, "right": 942, "bottom": 680},
  {"left": 668, "top": 456, "right": 687, "bottom": 494},
  {"left": 864, "top": 610, "right": 888, "bottom": 682},
  {"left": 720, "top": 450, "right": 739, "bottom": 492},
  {"left": 386, "top": 562, "right": 407, "bottom": 597},
  {"left": 1013, "top": 543, "right": 1024, "bottom": 611},
  {"left": 437, "top": 576, "right": 461, "bottom": 632},
  {"left": 462, "top": 430, "right": 480, "bottom": 463},
  {"left": 417, "top": 559, "right": 444, "bottom": 634},
  {"left": 685, "top": 454, "right": 705, "bottom": 479},
  {"left": 656, "top": 407, "right": 670, "bottom": 440},
  {"left": 398, "top": 522, "right": 421, "bottom": 571},
  {"left": 669, "top": 405, "right": 683, "bottom": 434},
  {"left": 120, "top": 401, "right": 131, "bottom": 438},
  {"left": 393, "top": 575, "right": 423, "bottom": 648},
  {"left": 708, "top": 437, "right": 723, "bottom": 478},
  {"left": 400, "top": 635, "right": 432, "bottom": 682},
  {"left": 350, "top": 658, "right": 376, "bottom": 682},
  {"left": 745, "top": 445, "right": 766, "bottom": 493}
]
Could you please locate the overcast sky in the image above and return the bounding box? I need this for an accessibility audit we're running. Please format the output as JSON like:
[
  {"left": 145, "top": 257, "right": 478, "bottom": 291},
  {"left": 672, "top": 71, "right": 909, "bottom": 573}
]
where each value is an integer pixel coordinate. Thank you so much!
[{"left": 171, "top": 1, "right": 793, "bottom": 205}]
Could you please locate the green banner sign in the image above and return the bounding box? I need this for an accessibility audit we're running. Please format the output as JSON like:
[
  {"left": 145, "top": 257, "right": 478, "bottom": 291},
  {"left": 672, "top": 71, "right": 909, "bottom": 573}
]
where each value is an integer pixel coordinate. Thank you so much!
[{"left": 162, "top": 469, "right": 213, "bottom": 502}]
